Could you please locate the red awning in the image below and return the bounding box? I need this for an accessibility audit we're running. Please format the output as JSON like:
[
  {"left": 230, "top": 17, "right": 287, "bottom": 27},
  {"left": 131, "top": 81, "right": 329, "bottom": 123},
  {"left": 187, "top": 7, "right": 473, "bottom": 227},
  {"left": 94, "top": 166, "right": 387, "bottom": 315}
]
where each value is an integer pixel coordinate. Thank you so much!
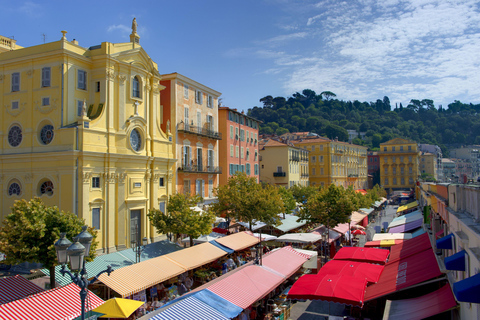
[
  {"left": 383, "top": 285, "right": 457, "bottom": 320},
  {"left": 355, "top": 189, "right": 368, "bottom": 195},
  {"left": 0, "top": 275, "right": 44, "bottom": 305},
  {"left": 387, "top": 232, "right": 432, "bottom": 263},
  {"left": 317, "top": 260, "right": 384, "bottom": 285},
  {"left": 365, "top": 248, "right": 443, "bottom": 301},
  {"left": 288, "top": 274, "right": 367, "bottom": 307},
  {"left": 0, "top": 283, "right": 104, "bottom": 320},
  {"left": 262, "top": 246, "right": 310, "bottom": 278},
  {"left": 207, "top": 265, "right": 284, "bottom": 309},
  {"left": 333, "top": 247, "right": 390, "bottom": 265}
]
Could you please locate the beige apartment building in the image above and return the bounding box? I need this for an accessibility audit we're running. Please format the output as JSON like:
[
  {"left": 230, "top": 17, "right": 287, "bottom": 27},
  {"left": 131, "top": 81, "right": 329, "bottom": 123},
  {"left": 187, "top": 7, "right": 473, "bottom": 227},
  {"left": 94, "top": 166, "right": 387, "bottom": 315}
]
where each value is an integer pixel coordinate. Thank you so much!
[{"left": 420, "top": 152, "right": 437, "bottom": 180}]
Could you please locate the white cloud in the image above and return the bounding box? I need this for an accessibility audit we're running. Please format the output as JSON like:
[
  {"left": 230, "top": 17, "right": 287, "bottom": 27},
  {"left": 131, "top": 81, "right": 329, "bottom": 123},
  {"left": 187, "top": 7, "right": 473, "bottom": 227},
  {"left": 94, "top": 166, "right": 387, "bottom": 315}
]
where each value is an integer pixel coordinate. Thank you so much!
[
  {"left": 107, "top": 24, "right": 131, "bottom": 35},
  {"left": 18, "top": 1, "right": 42, "bottom": 17}
]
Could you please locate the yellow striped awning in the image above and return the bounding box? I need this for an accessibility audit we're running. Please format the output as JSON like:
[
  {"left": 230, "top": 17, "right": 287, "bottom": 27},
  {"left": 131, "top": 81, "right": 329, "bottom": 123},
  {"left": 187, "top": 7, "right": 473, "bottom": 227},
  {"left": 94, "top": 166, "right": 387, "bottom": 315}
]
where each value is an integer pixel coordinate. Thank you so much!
[
  {"left": 214, "top": 231, "right": 260, "bottom": 251},
  {"left": 164, "top": 242, "right": 227, "bottom": 270},
  {"left": 98, "top": 256, "right": 186, "bottom": 298},
  {"left": 397, "top": 201, "right": 419, "bottom": 213}
]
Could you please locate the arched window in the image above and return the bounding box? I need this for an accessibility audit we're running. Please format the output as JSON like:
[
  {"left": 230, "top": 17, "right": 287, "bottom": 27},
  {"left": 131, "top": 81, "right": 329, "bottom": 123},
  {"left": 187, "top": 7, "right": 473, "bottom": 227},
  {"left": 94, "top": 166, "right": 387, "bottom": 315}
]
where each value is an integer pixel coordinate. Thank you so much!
[
  {"left": 8, "top": 182, "right": 21, "bottom": 196},
  {"left": 132, "top": 76, "right": 141, "bottom": 98},
  {"left": 40, "top": 180, "right": 54, "bottom": 196}
]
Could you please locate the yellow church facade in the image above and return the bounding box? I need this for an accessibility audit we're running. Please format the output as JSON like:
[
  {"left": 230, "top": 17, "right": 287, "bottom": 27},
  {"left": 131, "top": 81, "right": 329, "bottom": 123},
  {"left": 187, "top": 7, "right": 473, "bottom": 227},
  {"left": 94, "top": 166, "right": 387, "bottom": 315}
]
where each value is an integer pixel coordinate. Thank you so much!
[{"left": 0, "top": 28, "right": 174, "bottom": 253}]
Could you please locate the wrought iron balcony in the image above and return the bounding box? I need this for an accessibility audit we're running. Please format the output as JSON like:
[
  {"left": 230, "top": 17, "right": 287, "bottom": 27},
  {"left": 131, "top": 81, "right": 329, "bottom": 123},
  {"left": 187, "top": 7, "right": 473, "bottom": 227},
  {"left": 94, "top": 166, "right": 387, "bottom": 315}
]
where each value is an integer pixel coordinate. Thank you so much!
[
  {"left": 178, "top": 161, "right": 222, "bottom": 174},
  {"left": 177, "top": 122, "right": 222, "bottom": 140},
  {"left": 273, "top": 172, "right": 286, "bottom": 177}
]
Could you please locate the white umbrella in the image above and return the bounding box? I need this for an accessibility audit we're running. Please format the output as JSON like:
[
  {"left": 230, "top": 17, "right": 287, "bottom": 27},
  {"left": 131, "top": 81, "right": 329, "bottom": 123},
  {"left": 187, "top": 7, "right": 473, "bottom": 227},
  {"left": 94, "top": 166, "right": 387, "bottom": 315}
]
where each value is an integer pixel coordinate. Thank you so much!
[
  {"left": 215, "top": 217, "right": 226, "bottom": 224},
  {"left": 253, "top": 233, "right": 277, "bottom": 241},
  {"left": 189, "top": 206, "right": 204, "bottom": 214}
]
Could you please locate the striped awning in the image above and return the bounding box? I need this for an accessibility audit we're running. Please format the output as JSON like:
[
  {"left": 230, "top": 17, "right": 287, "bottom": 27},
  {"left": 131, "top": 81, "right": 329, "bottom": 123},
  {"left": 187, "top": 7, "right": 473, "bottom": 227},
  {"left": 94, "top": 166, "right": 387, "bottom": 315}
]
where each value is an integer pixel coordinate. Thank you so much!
[
  {"left": 0, "top": 283, "right": 104, "bottom": 320},
  {"left": 98, "top": 255, "right": 186, "bottom": 298},
  {"left": 214, "top": 231, "right": 260, "bottom": 251},
  {"left": 149, "top": 295, "right": 229, "bottom": 320},
  {"left": 164, "top": 242, "right": 227, "bottom": 270},
  {"left": 0, "top": 275, "right": 44, "bottom": 305},
  {"left": 42, "top": 240, "right": 182, "bottom": 286},
  {"left": 207, "top": 265, "right": 284, "bottom": 309},
  {"left": 262, "top": 246, "right": 309, "bottom": 278}
]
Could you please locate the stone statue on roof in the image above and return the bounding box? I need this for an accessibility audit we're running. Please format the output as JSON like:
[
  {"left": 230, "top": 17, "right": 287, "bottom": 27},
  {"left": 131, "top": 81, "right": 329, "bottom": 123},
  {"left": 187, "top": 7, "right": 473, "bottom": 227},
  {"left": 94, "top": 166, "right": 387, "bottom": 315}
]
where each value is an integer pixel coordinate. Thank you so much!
[{"left": 132, "top": 18, "right": 137, "bottom": 34}]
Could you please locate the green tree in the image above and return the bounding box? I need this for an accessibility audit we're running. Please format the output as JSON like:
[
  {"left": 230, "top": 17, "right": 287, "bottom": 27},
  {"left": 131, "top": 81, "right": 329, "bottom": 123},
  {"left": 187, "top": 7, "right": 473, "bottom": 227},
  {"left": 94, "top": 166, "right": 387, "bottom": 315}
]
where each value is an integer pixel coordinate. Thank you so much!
[
  {"left": 0, "top": 198, "right": 97, "bottom": 289},
  {"left": 288, "top": 184, "right": 319, "bottom": 203},
  {"left": 277, "top": 187, "right": 296, "bottom": 218},
  {"left": 298, "top": 184, "right": 359, "bottom": 245},
  {"left": 148, "top": 193, "right": 215, "bottom": 247},
  {"left": 212, "top": 173, "right": 283, "bottom": 231},
  {"left": 320, "top": 91, "right": 337, "bottom": 101},
  {"left": 420, "top": 173, "right": 436, "bottom": 182}
]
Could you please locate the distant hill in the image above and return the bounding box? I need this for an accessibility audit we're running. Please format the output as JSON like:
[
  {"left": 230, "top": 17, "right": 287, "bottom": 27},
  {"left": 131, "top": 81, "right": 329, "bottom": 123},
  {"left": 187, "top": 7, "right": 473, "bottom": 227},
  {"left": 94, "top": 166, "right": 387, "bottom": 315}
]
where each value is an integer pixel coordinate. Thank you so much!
[{"left": 247, "top": 90, "right": 480, "bottom": 156}]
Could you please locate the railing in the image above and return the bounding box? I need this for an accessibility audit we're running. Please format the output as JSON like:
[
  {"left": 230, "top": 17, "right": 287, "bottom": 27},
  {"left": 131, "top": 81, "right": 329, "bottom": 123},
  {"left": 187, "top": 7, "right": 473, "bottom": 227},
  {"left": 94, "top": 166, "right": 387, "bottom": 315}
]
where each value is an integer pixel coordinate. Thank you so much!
[
  {"left": 380, "top": 149, "right": 415, "bottom": 154},
  {"left": 290, "top": 157, "right": 300, "bottom": 162},
  {"left": 273, "top": 172, "right": 286, "bottom": 177},
  {"left": 301, "top": 173, "right": 309, "bottom": 178},
  {"left": 178, "top": 162, "right": 222, "bottom": 174},
  {"left": 177, "top": 122, "right": 222, "bottom": 140}
]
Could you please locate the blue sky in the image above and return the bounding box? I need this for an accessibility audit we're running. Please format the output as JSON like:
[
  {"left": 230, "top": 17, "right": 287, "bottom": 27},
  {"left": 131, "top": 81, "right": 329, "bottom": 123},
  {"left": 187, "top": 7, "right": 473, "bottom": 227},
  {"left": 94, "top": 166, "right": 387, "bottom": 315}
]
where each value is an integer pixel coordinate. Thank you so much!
[{"left": 3, "top": 0, "right": 480, "bottom": 111}]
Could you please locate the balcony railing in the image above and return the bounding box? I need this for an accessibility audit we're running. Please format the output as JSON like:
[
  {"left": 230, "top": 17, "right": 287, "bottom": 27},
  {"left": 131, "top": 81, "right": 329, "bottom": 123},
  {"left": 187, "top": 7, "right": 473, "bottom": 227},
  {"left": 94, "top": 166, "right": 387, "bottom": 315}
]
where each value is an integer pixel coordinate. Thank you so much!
[
  {"left": 273, "top": 172, "right": 286, "bottom": 177},
  {"left": 178, "top": 162, "right": 222, "bottom": 174},
  {"left": 301, "top": 173, "right": 309, "bottom": 178},
  {"left": 177, "top": 122, "right": 222, "bottom": 140}
]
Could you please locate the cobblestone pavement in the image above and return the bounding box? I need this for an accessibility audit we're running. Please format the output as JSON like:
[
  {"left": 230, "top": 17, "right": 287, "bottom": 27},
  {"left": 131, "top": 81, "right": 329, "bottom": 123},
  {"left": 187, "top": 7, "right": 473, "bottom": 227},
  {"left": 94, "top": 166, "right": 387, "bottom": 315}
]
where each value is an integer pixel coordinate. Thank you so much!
[{"left": 365, "top": 203, "right": 398, "bottom": 241}]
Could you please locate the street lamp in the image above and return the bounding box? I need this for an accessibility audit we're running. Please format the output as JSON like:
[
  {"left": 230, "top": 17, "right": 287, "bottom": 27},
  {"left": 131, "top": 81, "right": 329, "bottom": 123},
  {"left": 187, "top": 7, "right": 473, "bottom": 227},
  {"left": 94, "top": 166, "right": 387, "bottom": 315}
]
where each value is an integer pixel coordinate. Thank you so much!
[
  {"left": 54, "top": 226, "right": 112, "bottom": 320},
  {"left": 131, "top": 225, "right": 148, "bottom": 263},
  {"left": 250, "top": 233, "right": 263, "bottom": 266},
  {"left": 322, "top": 232, "right": 328, "bottom": 266}
]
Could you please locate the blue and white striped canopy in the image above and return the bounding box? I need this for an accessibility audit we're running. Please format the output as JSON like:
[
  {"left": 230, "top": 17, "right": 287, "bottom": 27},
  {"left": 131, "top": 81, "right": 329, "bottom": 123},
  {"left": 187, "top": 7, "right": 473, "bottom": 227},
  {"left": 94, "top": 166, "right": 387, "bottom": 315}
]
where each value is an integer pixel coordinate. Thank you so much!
[{"left": 150, "top": 296, "right": 230, "bottom": 320}]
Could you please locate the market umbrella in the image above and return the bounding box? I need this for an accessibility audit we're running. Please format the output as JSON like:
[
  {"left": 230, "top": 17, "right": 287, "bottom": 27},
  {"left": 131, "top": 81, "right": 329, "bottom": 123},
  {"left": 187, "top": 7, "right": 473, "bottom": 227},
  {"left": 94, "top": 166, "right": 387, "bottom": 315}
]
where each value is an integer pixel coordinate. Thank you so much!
[
  {"left": 288, "top": 274, "right": 367, "bottom": 307},
  {"left": 351, "top": 225, "right": 365, "bottom": 230},
  {"left": 93, "top": 297, "right": 144, "bottom": 318},
  {"left": 351, "top": 229, "right": 367, "bottom": 235}
]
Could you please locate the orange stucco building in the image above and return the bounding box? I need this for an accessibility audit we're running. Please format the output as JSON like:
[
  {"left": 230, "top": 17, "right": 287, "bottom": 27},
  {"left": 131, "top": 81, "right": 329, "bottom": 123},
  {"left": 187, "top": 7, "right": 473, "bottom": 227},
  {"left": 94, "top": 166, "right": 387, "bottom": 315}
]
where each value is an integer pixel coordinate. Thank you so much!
[
  {"left": 218, "top": 107, "right": 261, "bottom": 185},
  {"left": 160, "top": 73, "right": 221, "bottom": 203}
]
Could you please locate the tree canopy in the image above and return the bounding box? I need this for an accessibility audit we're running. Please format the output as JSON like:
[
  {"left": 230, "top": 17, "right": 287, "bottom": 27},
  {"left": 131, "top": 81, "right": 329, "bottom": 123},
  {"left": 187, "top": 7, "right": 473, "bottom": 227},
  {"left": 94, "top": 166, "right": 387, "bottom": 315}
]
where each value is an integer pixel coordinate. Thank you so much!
[
  {"left": 249, "top": 90, "right": 480, "bottom": 154},
  {"left": 211, "top": 173, "right": 283, "bottom": 231},
  {"left": 0, "top": 197, "right": 97, "bottom": 288},
  {"left": 298, "top": 184, "right": 357, "bottom": 229},
  {"left": 147, "top": 193, "right": 215, "bottom": 247}
]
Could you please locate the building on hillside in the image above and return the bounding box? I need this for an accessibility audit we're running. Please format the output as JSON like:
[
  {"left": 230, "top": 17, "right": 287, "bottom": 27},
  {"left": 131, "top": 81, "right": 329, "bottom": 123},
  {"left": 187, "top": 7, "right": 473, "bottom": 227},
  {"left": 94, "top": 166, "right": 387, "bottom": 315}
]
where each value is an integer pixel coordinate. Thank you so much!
[
  {"left": 417, "top": 182, "right": 480, "bottom": 320},
  {"left": 418, "top": 144, "right": 443, "bottom": 181},
  {"left": 292, "top": 138, "right": 368, "bottom": 189},
  {"left": 454, "top": 159, "right": 473, "bottom": 182},
  {"left": 160, "top": 73, "right": 221, "bottom": 203},
  {"left": 442, "top": 158, "right": 456, "bottom": 181},
  {"left": 419, "top": 152, "right": 437, "bottom": 180},
  {"left": 258, "top": 139, "right": 309, "bottom": 188},
  {"left": 346, "top": 129, "right": 366, "bottom": 142},
  {"left": 0, "top": 24, "right": 175, "bottom": 253},
  {"left": 280, "top": 132, "right": 318, "bottom": 141},
  {"left": 218, "top": 107, "right": 260, "bottom": 185},
  {"left": 378, "top": 138, "right": 419, "bottom": 194},
  {"left": 449, "top": 146, "right": 480, "bottom": 179}
]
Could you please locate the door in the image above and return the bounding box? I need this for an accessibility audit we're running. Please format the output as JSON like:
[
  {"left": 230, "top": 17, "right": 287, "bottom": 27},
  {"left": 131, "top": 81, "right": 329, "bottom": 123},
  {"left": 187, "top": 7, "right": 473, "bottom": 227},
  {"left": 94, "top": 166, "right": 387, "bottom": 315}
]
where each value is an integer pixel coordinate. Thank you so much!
[
  {"left": 197, "top": 148, "right": 203, "bottom": 171},
  {"left": 130, "top": 210, "right": 141, "bottom": 245}
]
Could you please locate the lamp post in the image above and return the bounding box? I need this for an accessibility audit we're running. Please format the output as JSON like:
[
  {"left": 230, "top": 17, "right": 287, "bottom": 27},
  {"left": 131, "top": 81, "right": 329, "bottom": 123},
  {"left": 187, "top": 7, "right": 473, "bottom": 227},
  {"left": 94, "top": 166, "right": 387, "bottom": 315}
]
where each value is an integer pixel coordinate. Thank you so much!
[
  {"left": 54, "top": 226, "right": 112, "bottom": 320},
  {"left": 131, "top": 225, "right": 148, "bottom": 263},
  {"left": 250, "top": 232, "right": 263, "bottom": 265},
  {"left": 322, "top": 232, "right": 328, "bottom": 266}
]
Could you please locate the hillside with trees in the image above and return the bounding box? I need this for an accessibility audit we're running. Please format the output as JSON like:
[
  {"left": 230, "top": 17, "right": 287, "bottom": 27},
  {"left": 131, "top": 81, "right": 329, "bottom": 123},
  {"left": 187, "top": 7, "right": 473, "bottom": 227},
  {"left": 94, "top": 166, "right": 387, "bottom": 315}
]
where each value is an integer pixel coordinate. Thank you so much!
[{"left": 247, "top": 90, "right": 480, "bottom": 155}]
